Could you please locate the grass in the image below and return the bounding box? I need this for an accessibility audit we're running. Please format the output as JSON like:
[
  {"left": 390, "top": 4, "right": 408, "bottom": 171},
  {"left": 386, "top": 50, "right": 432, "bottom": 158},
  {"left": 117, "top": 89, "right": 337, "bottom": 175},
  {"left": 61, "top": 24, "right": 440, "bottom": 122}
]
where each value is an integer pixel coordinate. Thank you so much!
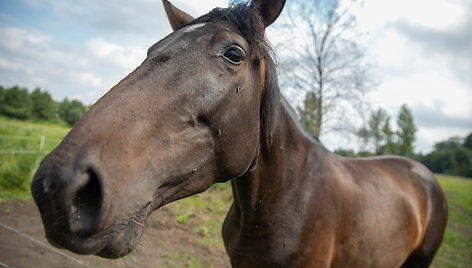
[
  {"left": 161, "top": 253, "right": 207, "bottom": 268},
  {"left": 432, "top": 174, "right": 472, "bottom": 268},
  {"left": 0, "top": 116, "right": 70, "bottom": 201},
  {"left": 166, "top": 182, "right": 233, "bottom": 251}
]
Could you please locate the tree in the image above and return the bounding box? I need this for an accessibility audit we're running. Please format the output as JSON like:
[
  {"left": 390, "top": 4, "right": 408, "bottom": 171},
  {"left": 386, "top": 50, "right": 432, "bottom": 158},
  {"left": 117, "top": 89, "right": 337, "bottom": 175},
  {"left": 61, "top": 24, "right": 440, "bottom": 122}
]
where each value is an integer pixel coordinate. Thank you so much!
[
  {"left": 1, "top": 86, "right": 32, "bottom": 119},
  {"left": 0, "top": 85, "right": 4, "bottom": 111},
  {"left": 297, "top": 91, "right": 320, "bottom": 136},
  {"left": 334, "top": 148, "right": 358, "bottom": 157},
  {"left": 463, "top": 132, "right": 472, "bottom": 150},
  {"left": 421, "top": 133, "right": 472, "bottom": 178},
  {"left": 357, "top": 108, "right": 393, "bottom": 155},
  {"left": 58, "top": 98, "right": 70, "bottom": 121},
  {"left": 59, "top": 99, "right": 86, "bottom": 126},
  {"left": 434, "top": 136, "right": 462, "bottom": 151},
  {"left": 381, "top": 118, "right": 397, "bottom": 155},
  {"left": 396, "top": 104, "right": 416, "bottom": 157},
  {"left": 277, "top": 0, "right": 370, "bottom": 137},
  {"left": 31, "top": 88, "right": 56, "bottom": 121}
]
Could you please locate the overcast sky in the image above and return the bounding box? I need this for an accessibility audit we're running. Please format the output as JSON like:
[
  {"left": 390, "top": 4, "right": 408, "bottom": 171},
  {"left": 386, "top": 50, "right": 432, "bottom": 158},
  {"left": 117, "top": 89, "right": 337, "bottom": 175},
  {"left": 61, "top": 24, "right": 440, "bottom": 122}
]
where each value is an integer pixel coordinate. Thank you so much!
[{"left": 0, "top": 0, "right": 471, "bottom": 153}]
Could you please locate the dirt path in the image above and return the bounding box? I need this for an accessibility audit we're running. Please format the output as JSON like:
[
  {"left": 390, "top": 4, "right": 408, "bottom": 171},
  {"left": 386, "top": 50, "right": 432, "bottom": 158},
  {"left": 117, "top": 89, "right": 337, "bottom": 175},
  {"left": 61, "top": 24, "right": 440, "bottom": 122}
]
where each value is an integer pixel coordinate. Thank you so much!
[{"left": 0, "top": 200, "right": 231, "bottom": 268}]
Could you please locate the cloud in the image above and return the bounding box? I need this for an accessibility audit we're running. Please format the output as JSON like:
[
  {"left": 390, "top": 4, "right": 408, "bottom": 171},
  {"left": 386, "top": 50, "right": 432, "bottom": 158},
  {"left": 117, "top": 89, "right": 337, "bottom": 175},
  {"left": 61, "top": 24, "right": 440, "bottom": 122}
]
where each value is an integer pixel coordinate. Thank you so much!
[
  {"left": 392, "top": 15, "right": 472, "bottom": 85},
  {"left": 0, "top": 0, "right": 232, "bottom": 104},
  {"left": 19, "top": 0, "right": 230, "bottom": 46},
  {"left": 0, "top": 26, "right": 144, "bottom": 103},
  {"left": 85, "top": 38, "right": 145, "bottom": 70},
  {"left": 413, "top": 103, "right": 472, "bottom": 129}
]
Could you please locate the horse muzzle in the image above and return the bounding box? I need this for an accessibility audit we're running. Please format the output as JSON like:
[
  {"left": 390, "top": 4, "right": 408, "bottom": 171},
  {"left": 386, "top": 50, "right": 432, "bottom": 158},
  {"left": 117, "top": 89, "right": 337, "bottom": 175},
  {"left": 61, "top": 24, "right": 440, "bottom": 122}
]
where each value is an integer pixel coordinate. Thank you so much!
[{"left": 31, "top": 148, "right": 152, "bottom": 258}]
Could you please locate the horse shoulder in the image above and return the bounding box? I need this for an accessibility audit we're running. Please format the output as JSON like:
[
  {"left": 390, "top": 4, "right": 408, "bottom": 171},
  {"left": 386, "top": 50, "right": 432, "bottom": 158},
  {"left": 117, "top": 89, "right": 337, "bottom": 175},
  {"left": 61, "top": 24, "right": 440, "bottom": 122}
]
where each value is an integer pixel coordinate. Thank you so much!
[{"left": 315, "top": 155, "right": 439, "bottom": 267}]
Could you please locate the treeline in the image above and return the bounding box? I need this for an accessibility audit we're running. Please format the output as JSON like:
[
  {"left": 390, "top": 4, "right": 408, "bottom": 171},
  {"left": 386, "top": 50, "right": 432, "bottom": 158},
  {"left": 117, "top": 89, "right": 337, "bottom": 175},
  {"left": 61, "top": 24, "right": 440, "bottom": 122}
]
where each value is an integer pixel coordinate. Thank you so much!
[
  {"left": 335, "top": 104, "right": 417, "bottom": 158},
  {"left": 334, "top": 105, "right": 471, "bottom": 178},
  {"left": 0, "top": 85, "right": 87, "bottom": 126},
  {"left": 421, "top": 134, "right": 472, "bottom": 178}
]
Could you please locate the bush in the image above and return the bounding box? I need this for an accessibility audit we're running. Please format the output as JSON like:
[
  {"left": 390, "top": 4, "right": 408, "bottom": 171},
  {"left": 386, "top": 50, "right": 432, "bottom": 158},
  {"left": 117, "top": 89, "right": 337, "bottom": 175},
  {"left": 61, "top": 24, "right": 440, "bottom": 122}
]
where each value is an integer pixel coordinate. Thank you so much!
[
  {"left": 0, "top": 85, "right": 87, "bottom": 126},
  {"left": 1, "top": 86, "right": 32, "bottom": 119},
  {"left": 59, "top": 99, "right": 86, "bottom": 126},
  {"left": 31, "top": 88, "right": 56, "bottom": 121}
]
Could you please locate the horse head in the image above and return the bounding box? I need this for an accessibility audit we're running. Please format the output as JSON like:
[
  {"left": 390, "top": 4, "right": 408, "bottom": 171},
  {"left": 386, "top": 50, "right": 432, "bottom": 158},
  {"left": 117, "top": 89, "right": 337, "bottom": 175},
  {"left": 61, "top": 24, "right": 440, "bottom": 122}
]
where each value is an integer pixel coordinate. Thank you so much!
[{"left": 31, "top": 0, "right": 285, "bottom": 259}]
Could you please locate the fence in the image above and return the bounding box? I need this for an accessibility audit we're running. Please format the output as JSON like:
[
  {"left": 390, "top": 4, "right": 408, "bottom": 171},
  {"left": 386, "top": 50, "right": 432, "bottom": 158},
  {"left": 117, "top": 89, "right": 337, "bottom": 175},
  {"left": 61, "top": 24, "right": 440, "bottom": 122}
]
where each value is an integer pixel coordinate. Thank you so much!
[{"left": 0, "top": 135, "right": 60, "bottom": 173}]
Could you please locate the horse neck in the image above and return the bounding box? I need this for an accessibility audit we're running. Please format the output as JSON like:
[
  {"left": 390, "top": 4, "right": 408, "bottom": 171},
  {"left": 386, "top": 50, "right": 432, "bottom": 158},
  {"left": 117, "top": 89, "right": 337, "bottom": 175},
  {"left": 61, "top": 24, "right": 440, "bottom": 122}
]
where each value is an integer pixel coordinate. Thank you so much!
[{"left": 231, "top": 96, "right": 329, "bottom": 221}]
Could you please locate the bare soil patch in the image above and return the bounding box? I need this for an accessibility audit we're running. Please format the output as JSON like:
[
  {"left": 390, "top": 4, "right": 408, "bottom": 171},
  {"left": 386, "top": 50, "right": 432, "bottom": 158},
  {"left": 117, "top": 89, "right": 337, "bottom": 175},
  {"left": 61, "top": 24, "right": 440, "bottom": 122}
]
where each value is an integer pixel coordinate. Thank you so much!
[{"left": 0, "top": 200, "right": 231, "bottom": 268}]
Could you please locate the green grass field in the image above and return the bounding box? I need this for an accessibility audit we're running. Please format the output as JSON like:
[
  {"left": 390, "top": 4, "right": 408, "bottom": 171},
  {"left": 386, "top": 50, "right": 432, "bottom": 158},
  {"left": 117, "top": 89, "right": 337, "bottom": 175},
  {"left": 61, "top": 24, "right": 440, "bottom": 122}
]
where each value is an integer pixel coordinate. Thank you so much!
[
  {"left": 433, "top": 174, "right": 472, "bottom": 268},
  {"left": 0, "top": 117, "right": 470, "bottom": 266},
  {"left": 0, "top": 116, "right": 70, "bottom": 201}
]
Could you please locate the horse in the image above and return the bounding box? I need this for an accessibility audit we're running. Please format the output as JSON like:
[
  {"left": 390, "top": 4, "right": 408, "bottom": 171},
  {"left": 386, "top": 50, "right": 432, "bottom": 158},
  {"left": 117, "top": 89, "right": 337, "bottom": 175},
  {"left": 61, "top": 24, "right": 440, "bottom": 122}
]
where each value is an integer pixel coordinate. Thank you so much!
[{"left": 31, "top": 0, "right": 448, "bottom": 267}]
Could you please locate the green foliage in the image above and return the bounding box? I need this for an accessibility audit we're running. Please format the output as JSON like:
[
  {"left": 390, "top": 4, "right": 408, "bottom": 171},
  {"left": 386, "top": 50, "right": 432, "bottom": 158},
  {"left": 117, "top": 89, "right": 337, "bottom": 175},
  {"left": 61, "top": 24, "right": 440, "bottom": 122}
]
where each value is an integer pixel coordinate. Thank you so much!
[
  {"left": 356, "top": 105, "right": 417, "bottom": 156},
  {"left": 60, "top": 99, "right": 86, "bottom": 126},
  {"left": 297, "top": 91, "right": 321, "bottom": 137},
  {"left": 0, "top": 85, "right": 87, "bottom": 126},
  {"left": 381, "top": 118, "right": 397, "bottom": 155},
  {"left": 334, "top": 149, "right": 358, "bottom": 157},
  {"left": 1, "top": 86, "right": 32, "bottom": 119},
  {"left": 333, "top": 149, "right": 375, "bottom": 158},
  {"left": 396, "top": 104, "right": 416, "bottom": 157},
  {"left": 31, "top": 88, "right": 56, "bottom": 121},
  {"left": 422, "top": 138, "right": 472, "bottom": 178},
  {"left": 0, "top": 85, "right": 4, "bottom": 106},
  {"left": 464, "top": 133, "right": 472, "bottom": 150},
  {"left": 435, "top": 136, "right": 462, "bottom": 151},
  {"left": 357, "top": 108, "right": 393, "bottom": 154}
]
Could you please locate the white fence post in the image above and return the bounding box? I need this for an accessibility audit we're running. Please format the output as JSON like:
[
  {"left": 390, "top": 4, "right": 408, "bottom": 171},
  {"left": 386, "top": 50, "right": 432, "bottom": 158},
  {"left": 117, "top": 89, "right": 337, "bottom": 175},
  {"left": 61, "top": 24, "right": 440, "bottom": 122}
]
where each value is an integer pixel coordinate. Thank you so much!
[{"left": 32, "top": 136, "right": 45, "bottom": 173}]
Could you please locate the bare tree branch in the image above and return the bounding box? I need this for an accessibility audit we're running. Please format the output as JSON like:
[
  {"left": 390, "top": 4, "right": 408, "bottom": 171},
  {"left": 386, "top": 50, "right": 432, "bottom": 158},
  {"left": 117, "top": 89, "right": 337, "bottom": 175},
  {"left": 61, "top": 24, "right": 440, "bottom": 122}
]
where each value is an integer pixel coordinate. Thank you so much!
[{"left": 275, "top": 0, "right": 373, "bottom": 138}]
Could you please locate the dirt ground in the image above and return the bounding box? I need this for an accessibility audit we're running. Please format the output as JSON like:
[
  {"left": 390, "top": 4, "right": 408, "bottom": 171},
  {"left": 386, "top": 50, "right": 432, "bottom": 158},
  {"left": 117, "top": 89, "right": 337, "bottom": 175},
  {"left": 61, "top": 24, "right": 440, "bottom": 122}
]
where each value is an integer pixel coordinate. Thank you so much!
[{"left": 0, "top": 200, "right": 231, "bottom": 268}]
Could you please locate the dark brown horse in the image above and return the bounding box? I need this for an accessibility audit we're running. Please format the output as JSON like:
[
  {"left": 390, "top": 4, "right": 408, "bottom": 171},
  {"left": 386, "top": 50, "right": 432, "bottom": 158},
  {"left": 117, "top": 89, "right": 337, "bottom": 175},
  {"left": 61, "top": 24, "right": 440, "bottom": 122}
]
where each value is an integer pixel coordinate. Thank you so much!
[{"left": 31, "top": 0, "right": 447, "bottom": 267}]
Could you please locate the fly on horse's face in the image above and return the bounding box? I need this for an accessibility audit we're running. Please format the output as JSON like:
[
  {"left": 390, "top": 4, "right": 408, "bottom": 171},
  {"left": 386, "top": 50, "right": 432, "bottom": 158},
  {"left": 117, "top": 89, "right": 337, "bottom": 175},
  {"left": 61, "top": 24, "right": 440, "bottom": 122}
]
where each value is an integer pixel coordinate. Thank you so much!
[{"left": 31, "top": 0, "right": 284, "bottom": 259}]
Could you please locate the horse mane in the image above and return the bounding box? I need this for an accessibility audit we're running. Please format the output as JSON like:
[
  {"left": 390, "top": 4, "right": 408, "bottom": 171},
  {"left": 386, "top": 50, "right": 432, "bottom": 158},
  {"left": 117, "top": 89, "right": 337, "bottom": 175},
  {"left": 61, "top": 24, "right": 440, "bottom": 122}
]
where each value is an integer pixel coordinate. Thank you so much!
[{"left": 189, "top": 3, "right": 281, "bottom": 158}]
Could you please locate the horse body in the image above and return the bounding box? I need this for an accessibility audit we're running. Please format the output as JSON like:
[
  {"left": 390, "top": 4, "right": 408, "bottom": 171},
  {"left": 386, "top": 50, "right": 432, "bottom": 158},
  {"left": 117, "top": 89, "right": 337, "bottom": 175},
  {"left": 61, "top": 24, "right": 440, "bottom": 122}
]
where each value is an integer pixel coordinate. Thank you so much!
[
  {"left": 31, "top": 0, "right": 447, "bottom": 267},
  {"left": 223, "top": 98, "right": 447, "bottom": 267}
]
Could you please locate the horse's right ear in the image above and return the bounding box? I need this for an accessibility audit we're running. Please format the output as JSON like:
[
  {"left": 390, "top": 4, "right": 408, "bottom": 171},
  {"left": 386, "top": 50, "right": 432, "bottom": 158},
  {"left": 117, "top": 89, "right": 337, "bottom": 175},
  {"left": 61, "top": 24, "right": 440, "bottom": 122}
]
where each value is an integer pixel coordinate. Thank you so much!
[
  {"left": 253, "top": 0, "right": 286, "bottom": 27},
  {"left": 162, "top": 0, "right": 194, "bottom": 31}
]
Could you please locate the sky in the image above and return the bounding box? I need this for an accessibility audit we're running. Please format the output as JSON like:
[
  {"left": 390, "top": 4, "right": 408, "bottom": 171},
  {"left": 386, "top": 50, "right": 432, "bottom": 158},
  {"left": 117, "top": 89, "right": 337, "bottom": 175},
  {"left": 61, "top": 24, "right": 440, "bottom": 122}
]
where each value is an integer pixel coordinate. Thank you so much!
[{"left": 0, "top": 0, "right": 471, "bottom": 153}]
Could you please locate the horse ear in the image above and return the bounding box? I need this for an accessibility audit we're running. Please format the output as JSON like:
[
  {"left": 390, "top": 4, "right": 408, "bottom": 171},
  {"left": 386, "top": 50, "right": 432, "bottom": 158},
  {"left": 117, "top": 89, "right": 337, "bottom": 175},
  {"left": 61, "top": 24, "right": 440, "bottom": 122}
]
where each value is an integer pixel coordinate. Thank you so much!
[
  {"left": 252, "top": 0, "right": 286, "bottom": 27},
  {"left": 162, "top": 0, "right": 194, "bottom": 31}
]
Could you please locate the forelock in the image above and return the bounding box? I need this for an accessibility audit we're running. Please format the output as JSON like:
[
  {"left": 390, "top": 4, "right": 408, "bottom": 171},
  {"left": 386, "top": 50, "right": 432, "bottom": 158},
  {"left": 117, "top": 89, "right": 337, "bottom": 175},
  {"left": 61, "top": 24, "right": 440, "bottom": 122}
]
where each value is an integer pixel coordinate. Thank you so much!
[{"left": 189, "top": 3, "right": 271, "bottom": 59}]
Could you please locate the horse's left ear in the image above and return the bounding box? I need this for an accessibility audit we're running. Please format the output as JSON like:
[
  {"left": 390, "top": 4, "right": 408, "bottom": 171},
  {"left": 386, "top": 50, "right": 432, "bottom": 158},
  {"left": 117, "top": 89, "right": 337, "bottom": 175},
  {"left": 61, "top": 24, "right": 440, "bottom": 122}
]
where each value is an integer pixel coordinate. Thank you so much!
[
  {"left": 162, "top": 0, "right": 194, "bottom": 31},
  {"left": 253, "top": 0, "right": 286, "bottom": 27}
]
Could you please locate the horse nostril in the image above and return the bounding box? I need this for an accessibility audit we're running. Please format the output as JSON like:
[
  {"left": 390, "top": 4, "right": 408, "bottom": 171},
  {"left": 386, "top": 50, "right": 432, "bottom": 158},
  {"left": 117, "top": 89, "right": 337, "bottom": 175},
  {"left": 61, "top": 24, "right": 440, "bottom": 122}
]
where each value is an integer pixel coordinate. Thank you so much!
[{"left": 69, "top": 168, "right": 103, "bottom": 238}]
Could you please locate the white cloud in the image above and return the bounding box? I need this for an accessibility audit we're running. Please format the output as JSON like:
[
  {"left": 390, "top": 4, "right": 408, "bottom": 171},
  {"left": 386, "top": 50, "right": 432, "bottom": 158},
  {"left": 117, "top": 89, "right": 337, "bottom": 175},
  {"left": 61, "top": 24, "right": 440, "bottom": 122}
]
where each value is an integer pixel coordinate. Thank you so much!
[
  {"left": 85, "top": 38, "right": 146, "bottom": 70},
  {"left": 0, "top": 26, "right": 144, "bottom": 103},
  {"left": 358, "top": 0, "right": 468, "bottom": 32}
]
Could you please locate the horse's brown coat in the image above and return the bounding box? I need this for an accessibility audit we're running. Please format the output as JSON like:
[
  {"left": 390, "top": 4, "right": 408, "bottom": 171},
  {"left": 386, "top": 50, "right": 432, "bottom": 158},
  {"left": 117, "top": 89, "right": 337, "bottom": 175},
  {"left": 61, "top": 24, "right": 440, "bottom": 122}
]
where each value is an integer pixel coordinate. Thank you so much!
[{"left": 31, "top": 0, "right": 447, "bottom": 267}]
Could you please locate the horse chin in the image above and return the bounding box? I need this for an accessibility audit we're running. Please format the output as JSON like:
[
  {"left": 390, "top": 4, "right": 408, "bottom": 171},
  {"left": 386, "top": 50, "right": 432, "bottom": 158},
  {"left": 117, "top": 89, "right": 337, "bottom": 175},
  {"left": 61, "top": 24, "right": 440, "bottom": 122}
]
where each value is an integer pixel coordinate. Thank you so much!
[
  {"left": 95, "top": 201, "right": 152, "bottom": 259},
  {"left": 95, "top": 218, "right": 146, "bottom": 259}
]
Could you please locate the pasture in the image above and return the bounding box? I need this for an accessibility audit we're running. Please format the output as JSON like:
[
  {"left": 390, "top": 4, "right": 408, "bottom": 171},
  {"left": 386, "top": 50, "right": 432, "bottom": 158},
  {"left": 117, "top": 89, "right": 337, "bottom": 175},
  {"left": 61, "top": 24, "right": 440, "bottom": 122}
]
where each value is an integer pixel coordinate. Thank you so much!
[
  {"left": 0, "top": 117, "right": 470, "bottom": 267},
  {"left": 0, "top": 117, "right": 69, "bottom": 201}
]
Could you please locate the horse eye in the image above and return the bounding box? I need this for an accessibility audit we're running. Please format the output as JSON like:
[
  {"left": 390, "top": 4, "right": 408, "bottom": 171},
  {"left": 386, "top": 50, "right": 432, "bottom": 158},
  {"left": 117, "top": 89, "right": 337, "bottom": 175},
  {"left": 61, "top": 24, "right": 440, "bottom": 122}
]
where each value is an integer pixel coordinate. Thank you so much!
[{"left": 223, "top": 46, "right": 246, "bottom": 65}]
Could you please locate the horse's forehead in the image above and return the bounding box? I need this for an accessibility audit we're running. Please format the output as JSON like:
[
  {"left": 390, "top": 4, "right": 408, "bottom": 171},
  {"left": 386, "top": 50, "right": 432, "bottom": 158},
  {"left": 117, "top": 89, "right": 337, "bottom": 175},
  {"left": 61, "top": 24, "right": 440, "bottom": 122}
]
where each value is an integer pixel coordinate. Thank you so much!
[
  {"left": 182, "top": 23, "right": 207, "bottom": 33},
  {"left": 148, "top": 22, "right": 226, "bottom": 57}
]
